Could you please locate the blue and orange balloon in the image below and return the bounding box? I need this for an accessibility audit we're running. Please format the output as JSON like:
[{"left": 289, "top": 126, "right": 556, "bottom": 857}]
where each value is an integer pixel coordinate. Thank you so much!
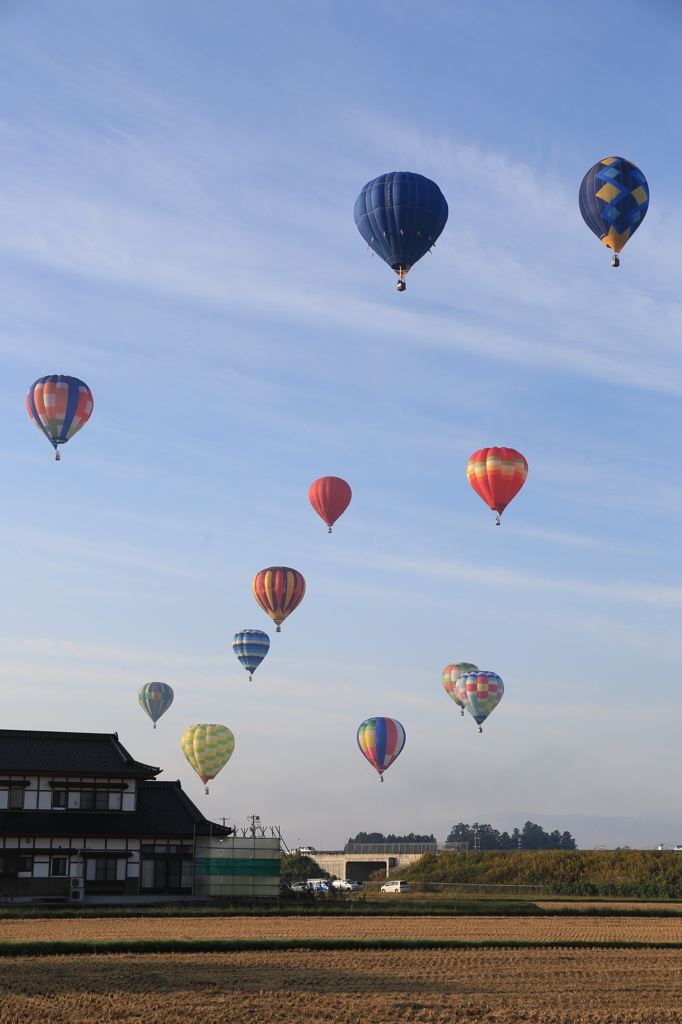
[
  {"left": 354, "top": 172, "right": 448, "bottom": 291},
  {"left": 579, "top": 157, "right": 649, "bottom": 267},
  {"left": 26, "top": 375, "right": 94, "bottom": 460},
  {"left": 138, "top": 682, "right": 174, "bottom": 729},
  {"left": 357, "top": 717, "right": 406, "bottom": 781},
  {"left": 232, "top": 629, "right": 270, "bottom": 680}
]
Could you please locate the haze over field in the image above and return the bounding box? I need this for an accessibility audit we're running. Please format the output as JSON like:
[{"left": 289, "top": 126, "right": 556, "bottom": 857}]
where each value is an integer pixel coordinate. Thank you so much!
[{"left": 0, "top": 0, "right": 681, "bottom": 848}]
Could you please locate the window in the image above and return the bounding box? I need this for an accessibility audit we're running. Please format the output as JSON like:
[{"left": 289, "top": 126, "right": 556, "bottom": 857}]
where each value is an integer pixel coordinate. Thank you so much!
[
  {"left": 18, "top": 856, "right": 33, "bottom": 873},
  {"left": 86, "top": 857, "right": 126, "bottom": 882},
  {"left": 52, "top": 790, "right": 66, "bottom": 808},
  {"left": 64, "top": 790, "right": 122, "bottom": 810},
  {"left": 8, "top": 788, "right": 24, "bottom": 810},
  {"left": 0, "top": 856, "right": 18, "bottom": 876},
  {"left": 51, "top": 858, "right": 68, "bottom": 876},
  {"left": 141, "top": 858, "right": 192, "bottom": 890}
]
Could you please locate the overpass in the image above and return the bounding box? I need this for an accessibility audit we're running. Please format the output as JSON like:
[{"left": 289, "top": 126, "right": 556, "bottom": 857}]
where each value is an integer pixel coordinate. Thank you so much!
[{"left": 306, "top": 842, "right": 466, "bottom": 881}]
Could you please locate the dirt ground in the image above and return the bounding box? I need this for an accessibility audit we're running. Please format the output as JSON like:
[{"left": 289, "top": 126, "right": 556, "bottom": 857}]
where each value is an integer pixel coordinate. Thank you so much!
[
  {"left": 0, "top": 948, "right": 681, "bottom": 1023},
  {"left": 1, "top": 913, "right": 682, "bottom": 943}
]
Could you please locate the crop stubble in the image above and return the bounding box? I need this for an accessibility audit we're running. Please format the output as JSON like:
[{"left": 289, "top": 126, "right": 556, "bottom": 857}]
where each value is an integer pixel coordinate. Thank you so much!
[
  {"left": 1, "top": 914, "right": 682, "bottom": 942},
  {"left": 0, "top": 948, "right": 681, "bottom": 1023}
]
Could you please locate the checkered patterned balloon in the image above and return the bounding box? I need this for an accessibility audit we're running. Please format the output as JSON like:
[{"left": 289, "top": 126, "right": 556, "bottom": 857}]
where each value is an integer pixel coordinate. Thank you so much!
[
  {"left": 26, "top": 375, "right": 94, "bottom": 457},
  {"left": 455, "top": 671, "right": 504, "bottom": 730},
  {"left": 442, "top": 663, "right": 478, "bottom": 712},
  {"left": 181, "top": 724, "right": 235, "bottom": 793}
]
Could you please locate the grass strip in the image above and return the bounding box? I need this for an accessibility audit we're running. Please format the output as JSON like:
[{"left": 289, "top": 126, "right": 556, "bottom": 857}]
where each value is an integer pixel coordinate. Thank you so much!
[
  {"left": 2, "top": 937, "right": 682, "bottom": 956},
  {"left": 2, "top": 902, "right": 682, "bottom": 919}
]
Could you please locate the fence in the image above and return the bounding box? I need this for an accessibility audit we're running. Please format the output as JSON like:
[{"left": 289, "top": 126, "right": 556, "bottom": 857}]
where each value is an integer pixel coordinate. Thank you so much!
[
  {"left": 362, "top": 880, "right": 550, "bottom": 894},
  {"left": 344, "top": 843, "right": 438, "bottom": 855}
]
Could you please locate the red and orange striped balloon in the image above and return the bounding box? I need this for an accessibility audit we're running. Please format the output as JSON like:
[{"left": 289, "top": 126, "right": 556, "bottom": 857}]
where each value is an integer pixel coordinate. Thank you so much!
[
  {"left": 467, "top": 447, "right": 527, "bottom": 522},
  {"left": 252, "top": 566, "right": 306, "bottom": 632}
]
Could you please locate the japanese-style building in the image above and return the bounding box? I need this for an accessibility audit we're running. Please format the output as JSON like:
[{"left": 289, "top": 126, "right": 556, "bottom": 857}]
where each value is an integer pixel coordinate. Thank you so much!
[{"left": 0, "top": 729, "right": 280, "bottom": 904}]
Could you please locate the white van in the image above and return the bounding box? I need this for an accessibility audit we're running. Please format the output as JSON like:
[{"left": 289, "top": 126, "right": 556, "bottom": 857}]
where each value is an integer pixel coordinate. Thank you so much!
[{"left": 381, "top": 880, "right": 409, "bottom": 893}]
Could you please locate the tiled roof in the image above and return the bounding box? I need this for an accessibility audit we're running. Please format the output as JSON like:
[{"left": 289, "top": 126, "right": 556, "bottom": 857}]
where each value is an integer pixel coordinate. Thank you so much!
[
  {"left": 0, "top": 781, "right": 231, "bottom": 838},
  {"left": 0, "top": 730, "right": 160, "bottom": 777}
]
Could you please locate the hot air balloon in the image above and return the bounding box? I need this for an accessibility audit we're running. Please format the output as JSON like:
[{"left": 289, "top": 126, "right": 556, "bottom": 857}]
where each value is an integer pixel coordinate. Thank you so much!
[
  {"left": 26, "top": 375, "right": 94, "bottom": 460},
  {"left": 309, "top": 476, "right": 352, "bottom": 533},
  {"left": 232, "top": 628, "right": 270, "bottom": 680},
  {"left": 252, "top": 566, "right": 306, "bottom": 632},
  {"left": 357, "top": 717, "right": 405, "bottom": 781},
  {"left": 181, "top": 723, "right": 235, "bottom": 795},
  {"left": 138, "top": 682, "right": 174, "bottom": 728},
  {"left": 579, "top": 157, "right": 649, "bottom": 267},
  {"left": 455, "top": 671, "right": 504, "bottom": 733},
  {"left": 354, "top": 172, "right": 448, "bottom": 291},
  {"left": 442, "top": 663, "right": 478, "bottom": 716},
  {"left": 467, "top": 448, "right": 528, "bottom": 525}
]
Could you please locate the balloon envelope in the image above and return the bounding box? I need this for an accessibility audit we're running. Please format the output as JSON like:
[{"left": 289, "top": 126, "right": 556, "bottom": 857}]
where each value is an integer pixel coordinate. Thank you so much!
[
  {"left": 579, "top": 157, "right": 649, "bottom": 255},
  {"left": 252, "top": 566, "right": 306, "bottom": 632},
  {"left": 442, "top": 663, "right": 478, "bottom": 712},
  {"left": 138, "top": 682, "right": 174, "bottom": 727},
  {"left": 26, "top": 375, "right": 94, "bottom": 454},
  {"left": 357, "top": 717, "right": 405, "bottom": 778},
  {"left": 308, "top": 476, "right": 352, "bottom": 533},
  {"left": 181, "top": 724, "right": 235, "bottom": 791},
  {"left": 232, "top": 629, "right": 270, "bottom": 679},
  {"left": 456, "top": 671, "right": 504, "bottom": 728},
  {"left": 467, "top": 448, "right": 527, "bottom": 517},
  {"left": 354, "top": 172, "right": 448, "bottom": 281}
]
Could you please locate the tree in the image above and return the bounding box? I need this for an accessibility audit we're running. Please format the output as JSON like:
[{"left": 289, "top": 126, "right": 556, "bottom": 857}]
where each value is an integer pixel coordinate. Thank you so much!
[
  {"left": 280, "top": 854, "right": 330, "bottom": 884},
  {"left": 348, "top": 831, "right": 436, "bottom": 844}
]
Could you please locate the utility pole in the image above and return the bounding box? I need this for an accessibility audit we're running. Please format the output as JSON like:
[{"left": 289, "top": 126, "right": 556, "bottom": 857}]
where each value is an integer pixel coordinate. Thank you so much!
[
  {"left": 249, "top": 814, "right": 260, "bottom": 907},
  {"left": 473, "top": 827, "right": 481, "bottom": 853}
]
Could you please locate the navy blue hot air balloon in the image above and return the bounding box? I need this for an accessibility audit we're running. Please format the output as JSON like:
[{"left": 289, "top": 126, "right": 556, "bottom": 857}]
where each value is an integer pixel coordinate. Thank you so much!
[
  {"left": 354, "top": 172, "right": 448, "bottom": 290},
  {"left": 579, "top": 157, "right": 649, "bottom": 267},
  {"left": 232, "top": 629, "right": 270, "bottom": 681}
]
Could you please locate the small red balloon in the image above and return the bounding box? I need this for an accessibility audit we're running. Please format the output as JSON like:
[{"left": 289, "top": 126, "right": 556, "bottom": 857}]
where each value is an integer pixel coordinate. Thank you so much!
[{"left": 308, "top": 476, "right": 352, "bottom": 533}]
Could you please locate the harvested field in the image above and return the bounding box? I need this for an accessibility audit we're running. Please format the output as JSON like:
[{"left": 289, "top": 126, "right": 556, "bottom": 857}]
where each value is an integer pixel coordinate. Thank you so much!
[
  {"left": 0, "top": 948, "right": 681, "bottom": 1023},
  {"left": 2, "top": 914, "right": 682, "bottom": 944}
]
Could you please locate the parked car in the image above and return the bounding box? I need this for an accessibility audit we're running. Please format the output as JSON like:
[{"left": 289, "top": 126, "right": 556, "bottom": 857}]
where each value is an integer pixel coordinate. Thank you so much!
[
  {"left": 290, "top": 882, "right": 310, "bottom": 893},
  {"left": 332, "top": 879, "right": 362, "bottom": 891},
  {"left": 294, "top": 846, "right": 317, "bottom": 855},
  {"left": 306, "top": 878, "right": 329, "bottom": 892},
  {"left": 381, "top": 880, "right": 409, "bottom": 893}
]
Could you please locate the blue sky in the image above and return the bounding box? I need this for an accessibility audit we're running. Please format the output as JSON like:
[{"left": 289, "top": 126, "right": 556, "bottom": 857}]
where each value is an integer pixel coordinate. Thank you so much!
[{"left": 1, "top": 0, "right": 682, "bottom": 849}]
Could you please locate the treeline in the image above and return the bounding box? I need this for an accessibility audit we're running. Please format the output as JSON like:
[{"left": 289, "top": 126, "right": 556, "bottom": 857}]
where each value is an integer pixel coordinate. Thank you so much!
[
  {"left": 398, "top": 849, "right": 682, "bottom": 897},
  {"left": 348, "top": 832, "right": 437, "bottom": 844},
  {"left": 447, "top": 821, "right": 576, "bottom": 851}
]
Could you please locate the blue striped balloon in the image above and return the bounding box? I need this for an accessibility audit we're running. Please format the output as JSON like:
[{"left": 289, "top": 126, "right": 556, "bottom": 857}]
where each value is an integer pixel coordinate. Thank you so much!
[
  {"left": 138, "top": 682, "right": 174, "bottom": 728},
  {"left": 232, "top": 629, "right": 270, "bottom": 680}
]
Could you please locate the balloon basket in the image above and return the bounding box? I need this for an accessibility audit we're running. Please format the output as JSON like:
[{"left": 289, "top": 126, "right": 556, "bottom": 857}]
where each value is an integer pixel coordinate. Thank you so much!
[
  {"left": 276, "top": 626, "right": 281, "bottom": 632},
  {"left": 55, "top": 451, "right": 60, "bottom": 461},
  {"left": 328, "top": 526, "right": 332, "bottom": 533}
]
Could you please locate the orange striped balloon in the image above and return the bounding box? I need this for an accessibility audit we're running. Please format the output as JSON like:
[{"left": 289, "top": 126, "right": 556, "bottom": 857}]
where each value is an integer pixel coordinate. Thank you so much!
[
  {"left": 252, "top": 566, "right": 306, "bottom": 632},
  {"left": 467, "top": 447, "right": 527, "bottom": 522}
]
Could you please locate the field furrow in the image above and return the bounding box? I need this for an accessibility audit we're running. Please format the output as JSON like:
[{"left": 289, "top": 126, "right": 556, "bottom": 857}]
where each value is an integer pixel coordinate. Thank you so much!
[
  {"left": 1, "top": 914, "right": 682, "bottom": 943},
  {"left": 0, "top": 949, "right": 681, "bottom": 1023}
]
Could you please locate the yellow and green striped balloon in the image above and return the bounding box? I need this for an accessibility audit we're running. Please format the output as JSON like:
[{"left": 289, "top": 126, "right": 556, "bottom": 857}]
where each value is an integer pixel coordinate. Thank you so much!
[{"left": 181, "top": 723, "right": 235, "bottom": 794}]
